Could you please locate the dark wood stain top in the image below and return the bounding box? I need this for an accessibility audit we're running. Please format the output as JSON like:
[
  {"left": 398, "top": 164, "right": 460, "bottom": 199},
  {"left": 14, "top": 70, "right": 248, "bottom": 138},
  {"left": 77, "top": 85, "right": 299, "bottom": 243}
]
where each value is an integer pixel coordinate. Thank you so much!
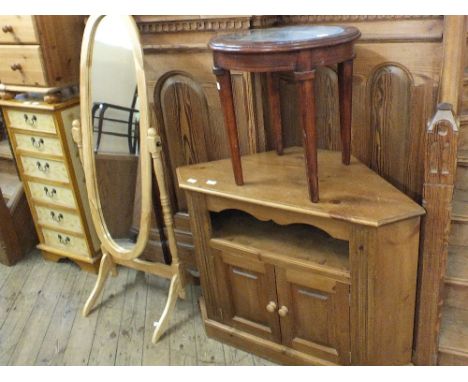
[
  {"left": 177, "top": 147, "right": 425, "bottom": 227},
  {"left": 209, "top": 25, "right": 361, "bottom": 53}
]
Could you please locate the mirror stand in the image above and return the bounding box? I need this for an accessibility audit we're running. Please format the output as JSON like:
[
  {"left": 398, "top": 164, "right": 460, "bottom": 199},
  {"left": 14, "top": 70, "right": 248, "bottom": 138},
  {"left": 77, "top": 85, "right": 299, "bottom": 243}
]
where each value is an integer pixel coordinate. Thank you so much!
[{"left": 72, "top": 120, "right": 185, "bottom": 343}]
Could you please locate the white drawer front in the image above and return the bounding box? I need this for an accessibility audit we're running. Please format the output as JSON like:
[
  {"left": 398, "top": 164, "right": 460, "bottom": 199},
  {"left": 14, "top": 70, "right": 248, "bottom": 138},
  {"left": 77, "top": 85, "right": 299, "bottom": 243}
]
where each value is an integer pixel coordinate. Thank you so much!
[
  {"left": 14, "top": 132, "right": 63, "bottom": 156},
  {"left": 42, "top": 228, "right": 89, "bottom": 258},
  {"left": 35, "top": 205, "right": 83, "bottom": 234},
  {"left": 28, "top": 181, "right": 76, "bottom": 208},
  {"left": 21, "top": 155, "right": 69, "bottom": 183},
  {"left": 6, "top": 109, "right": 56, "bottom": 134}
]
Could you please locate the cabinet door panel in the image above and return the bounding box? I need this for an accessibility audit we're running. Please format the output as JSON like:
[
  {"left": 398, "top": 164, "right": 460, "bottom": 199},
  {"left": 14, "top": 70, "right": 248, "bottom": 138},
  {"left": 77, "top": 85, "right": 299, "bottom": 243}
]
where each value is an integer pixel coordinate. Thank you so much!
[
  {"left": 212, "top": 247, "right": 282, "bottom": 343},
  {"left": 276, "top": 267, "right": 351, "bottom": 365}
]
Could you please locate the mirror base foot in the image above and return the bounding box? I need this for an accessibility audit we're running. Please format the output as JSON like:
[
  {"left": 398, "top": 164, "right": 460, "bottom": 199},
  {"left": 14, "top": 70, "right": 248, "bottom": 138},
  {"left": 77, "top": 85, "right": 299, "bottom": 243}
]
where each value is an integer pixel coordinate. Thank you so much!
[
  {"left": 82, "top": 252, "right": 115, "bottom": 317},
  {"left": 152, "top": 273, "right": 182, "bottom": 343}
]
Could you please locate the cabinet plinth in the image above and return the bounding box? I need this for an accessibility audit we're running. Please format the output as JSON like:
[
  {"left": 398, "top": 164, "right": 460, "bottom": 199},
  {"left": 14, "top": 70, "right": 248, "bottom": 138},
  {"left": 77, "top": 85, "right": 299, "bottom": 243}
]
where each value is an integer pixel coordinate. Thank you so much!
[{"left": 178, "top": 147, "right": 425, "bottom": 365}]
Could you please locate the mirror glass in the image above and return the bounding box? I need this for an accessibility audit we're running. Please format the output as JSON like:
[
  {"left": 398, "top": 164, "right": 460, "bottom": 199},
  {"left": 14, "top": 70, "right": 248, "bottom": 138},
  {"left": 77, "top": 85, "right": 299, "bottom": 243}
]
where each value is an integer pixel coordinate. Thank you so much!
[{"left": 91, "top": 16, "right": 141, "bottom": 250}]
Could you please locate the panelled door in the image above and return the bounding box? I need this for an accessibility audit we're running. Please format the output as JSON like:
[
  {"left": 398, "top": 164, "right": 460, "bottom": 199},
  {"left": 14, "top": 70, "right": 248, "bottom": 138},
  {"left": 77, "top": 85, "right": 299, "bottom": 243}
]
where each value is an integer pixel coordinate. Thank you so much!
[
  {"left": 212, "top": 246, "right": 282, "bottom": 343},
  {"left": 275, "top": 266, "right": 351, "bottom": 365}
]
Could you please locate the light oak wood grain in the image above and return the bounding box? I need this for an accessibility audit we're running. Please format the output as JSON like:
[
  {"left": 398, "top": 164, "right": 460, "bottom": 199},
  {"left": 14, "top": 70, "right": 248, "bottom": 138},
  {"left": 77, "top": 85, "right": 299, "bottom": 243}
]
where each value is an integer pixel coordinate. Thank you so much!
[{"left": 178, "top": 147, "right": 425, "bottom": 228}]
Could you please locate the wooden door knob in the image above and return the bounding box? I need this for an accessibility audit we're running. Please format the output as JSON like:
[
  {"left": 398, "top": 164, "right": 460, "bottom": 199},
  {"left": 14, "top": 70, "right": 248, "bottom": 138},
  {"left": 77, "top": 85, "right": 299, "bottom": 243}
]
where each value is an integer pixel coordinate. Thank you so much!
[
  {"left": 266, "top": 301, "right": 277, "bottom": 313},
  {"left": 278, "top": 306, "right": 289, "bottom": 317},
  {"left": 2, "top": 25, "right": 13, "bottom": 33},
  {"left": 10, "top": 63, "right": 22, "bottom": 71}
]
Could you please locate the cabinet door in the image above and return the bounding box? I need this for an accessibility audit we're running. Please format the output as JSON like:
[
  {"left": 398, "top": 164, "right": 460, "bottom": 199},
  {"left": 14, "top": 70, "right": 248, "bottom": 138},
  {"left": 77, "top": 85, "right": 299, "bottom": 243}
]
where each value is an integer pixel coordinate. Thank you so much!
[
  {"left": 276, "top": 267, "right": 351, "bottom": 365},
  {"left": 212, "top": 247, "right": 282, "bottom": 343}
]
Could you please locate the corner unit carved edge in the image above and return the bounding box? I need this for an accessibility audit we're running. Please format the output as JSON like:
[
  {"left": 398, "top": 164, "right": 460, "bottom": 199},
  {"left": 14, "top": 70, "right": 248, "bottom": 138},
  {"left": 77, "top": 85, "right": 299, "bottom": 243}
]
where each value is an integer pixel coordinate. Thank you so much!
[{"left": 414, "top": 102, "right": 459, "bottom": 365}]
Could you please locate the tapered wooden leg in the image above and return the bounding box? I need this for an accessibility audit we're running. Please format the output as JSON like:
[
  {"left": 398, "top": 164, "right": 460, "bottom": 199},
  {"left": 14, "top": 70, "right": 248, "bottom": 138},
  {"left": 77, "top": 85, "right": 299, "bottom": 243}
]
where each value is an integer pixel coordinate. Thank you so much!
[
  {"left": 213, "top": 67, "right": 244, "bottom": 185},
  {"left": 266, "top": 72, "right": 283, "bottom": 155},
  {"left": 82, "top": 251, "right": 116, "bottom": 316},
  {"left": 294, "top": 70, "right": 319, "bottom": 203},
  {"left": 338, "top": 59, "right": 353, "bottom": 165},
  {"left": 152, "top": 273, "right": 182, "bottom": 343}
]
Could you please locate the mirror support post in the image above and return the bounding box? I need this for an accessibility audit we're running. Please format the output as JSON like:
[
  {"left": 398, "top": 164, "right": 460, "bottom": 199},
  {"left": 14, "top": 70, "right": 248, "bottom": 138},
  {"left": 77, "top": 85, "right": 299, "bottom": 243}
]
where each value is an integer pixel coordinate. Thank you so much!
[
  {"left": 148, "top": 127, "right": 186, "bottom": 343},
  {"left": 72, "top": 119, "right": 84, "bottom": 165},
  {"left": 147, "top": 128, "right": 184, "bottom": 282}
]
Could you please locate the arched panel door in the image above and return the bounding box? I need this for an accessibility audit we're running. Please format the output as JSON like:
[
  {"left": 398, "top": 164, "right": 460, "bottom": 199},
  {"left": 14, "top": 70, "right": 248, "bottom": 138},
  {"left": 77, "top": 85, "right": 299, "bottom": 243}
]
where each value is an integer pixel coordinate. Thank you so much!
[
  {"left": 369, "top": 65, "right": 413, "bottom": 194},
  {"left": 155, "top": 73, "right": 211, "bottom": 212}
]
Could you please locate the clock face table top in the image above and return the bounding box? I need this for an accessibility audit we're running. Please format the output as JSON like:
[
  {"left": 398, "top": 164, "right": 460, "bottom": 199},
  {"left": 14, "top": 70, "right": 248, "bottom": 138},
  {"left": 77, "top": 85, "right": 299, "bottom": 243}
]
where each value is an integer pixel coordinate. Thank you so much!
[{"left": 209, "top": 25, "right": 361, "bottom": 53}]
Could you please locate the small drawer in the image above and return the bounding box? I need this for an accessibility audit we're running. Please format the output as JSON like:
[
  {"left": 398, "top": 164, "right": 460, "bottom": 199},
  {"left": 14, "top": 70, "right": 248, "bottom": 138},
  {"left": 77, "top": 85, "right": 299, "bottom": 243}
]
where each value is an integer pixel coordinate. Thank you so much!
[
  {"left": 0, "top": 16, "right": 38, "bottom": 44},
  {"left": 42, "top": 228, "right": 89, "bottom": 258},
  {"left": 5, "top": 109, "right": 56, "bottom": 134},
  {"left": 14, "top": 132, "right": 63, "bottom": 156},
  {"left": 35, "top": 205, "right": 83, "bottom": 234},
  {"left": 28, "top": 181, "right": 76, "bottom": 208},
  {"left": 0, "top": 45, "right": 46, "bottom": 86},
  {"left": 21, "top": 155, "right": 69, "bottom": 183}
]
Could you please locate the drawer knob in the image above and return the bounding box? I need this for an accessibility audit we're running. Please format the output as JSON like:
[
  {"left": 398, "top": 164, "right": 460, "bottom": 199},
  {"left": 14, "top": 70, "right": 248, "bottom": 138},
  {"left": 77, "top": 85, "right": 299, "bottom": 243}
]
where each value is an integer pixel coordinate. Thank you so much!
[
  {"left": 278, "top": 306, "right": 289, "bottom": 317},
  {"left": 36, "top": 161, "right": 50, "bottom": 173},
  {"left": 58, "top": 234, "right": 70, "bottom": 245},
  {"left": 31, "top": 137, "right": 44, "bottom": 149},
  {"left": 50, "top": 211, "right": 63, "bottom": 223},
  {"left": 266, "top": 301, "right": 277, "bottom": 313},
  {"left": 43, "top": 186, "right": 57, "bottom": 198},
  {"left": 24, "top": 114, "right": 37, "bottom": 126},
  {"left": 2, "top": 24, "right": 13, "bottom": 33},
  {"left": 10, "top": 63, "right": 22, "bottom": 71}
]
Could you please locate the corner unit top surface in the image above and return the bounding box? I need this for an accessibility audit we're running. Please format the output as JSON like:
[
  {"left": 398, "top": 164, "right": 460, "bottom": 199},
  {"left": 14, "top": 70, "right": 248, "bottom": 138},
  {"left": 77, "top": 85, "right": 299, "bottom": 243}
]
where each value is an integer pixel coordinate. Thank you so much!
[{"left": 177, "top": 147, "right": 425, "bottom": 227}]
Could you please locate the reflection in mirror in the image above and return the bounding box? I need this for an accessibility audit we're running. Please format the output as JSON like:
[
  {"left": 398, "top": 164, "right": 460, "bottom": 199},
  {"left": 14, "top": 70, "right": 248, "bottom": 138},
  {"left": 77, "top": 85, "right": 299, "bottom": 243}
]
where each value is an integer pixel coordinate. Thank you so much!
[{"left": 91, "top": 16, "right": 140, "bottom": 249}]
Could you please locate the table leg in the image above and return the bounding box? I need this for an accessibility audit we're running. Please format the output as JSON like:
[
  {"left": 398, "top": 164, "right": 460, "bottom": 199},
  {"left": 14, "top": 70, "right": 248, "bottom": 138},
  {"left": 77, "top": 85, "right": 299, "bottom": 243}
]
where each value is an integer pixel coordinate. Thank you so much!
[
  {"left": 338, "top": 59, "right": 353, "bottom": 165},
  {"left": 294, "top": 70, "right": 319, "bottom": 203},
  {"left": 213, "top": 67, "right": 244, "bottom": 185},
  {"left": 266, "top": 72, "right": 283, "bottom": 155}
]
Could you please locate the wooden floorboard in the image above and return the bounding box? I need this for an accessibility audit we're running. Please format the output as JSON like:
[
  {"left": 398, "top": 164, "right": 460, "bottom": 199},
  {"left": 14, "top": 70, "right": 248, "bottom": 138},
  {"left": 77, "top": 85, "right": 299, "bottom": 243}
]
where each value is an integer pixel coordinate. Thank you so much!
[
  {"left": 35, "top": 264, "right": 89, "bottom": 365},
  {"left": 192, "top": 286, "right": 226, "bottom": 366},
  {"left": 0, "top": 260, "right": 13, "bottom": 290},
  {"left": 0, "top": 251, "right": 39, "bottom": 329},
  {"left": 141, "top": 274, "right": 170, "bottom": 365},
  {"left": 9, "top": 261, "right": 73, "bottom": 365},
  {"left": 169, "top": 283, "right": 198, "bottom": 365},
  {"left": 0, "top": 251, "right": 276, "bottom": 366},
  {"left": 87, "top": 266, "right": 129, "bottom": 366},
  {"left": 0, "top": 253, "right": 53, "bottom": 364},
  {"left": 60, "top": 270, "right": 104, "bottom": 366},
  {"left": 115, "top": 269, "right": 147, "bottom": 366}
]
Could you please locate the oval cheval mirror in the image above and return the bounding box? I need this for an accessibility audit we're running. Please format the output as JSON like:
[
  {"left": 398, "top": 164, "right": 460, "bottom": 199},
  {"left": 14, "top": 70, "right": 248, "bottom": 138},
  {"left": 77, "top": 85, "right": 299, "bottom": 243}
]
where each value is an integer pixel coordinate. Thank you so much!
[{"left": 71, "top": 15, "right": 185, "bottom": 343}]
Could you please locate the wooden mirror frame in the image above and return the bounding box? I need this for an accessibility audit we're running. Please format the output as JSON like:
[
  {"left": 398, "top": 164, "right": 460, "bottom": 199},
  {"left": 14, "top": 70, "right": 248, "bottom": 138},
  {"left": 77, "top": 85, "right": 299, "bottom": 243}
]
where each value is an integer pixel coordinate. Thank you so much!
[
  {"left": 80, "top": 15, "right": 151, "bottom": 261},
  {"left": 72, "top": 15, "right": 185, "bottom": 344}
]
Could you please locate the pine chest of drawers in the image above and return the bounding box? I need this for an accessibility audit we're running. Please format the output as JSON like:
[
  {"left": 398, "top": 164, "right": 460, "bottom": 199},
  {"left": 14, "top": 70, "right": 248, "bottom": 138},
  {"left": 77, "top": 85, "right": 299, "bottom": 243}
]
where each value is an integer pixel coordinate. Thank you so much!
[
  {"left": 1, "top": 97, "right": 101, "bottom": 272},
  {"left": 0, "top": 16, "right": 83, "bottom": 101}
]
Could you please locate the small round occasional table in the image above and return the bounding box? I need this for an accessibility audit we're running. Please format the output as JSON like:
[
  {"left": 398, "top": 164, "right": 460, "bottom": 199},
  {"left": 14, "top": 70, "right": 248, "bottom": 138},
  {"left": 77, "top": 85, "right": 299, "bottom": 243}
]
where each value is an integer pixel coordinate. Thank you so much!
[{"left": 209, "top": 25, "right": 361, "bottom": 202}]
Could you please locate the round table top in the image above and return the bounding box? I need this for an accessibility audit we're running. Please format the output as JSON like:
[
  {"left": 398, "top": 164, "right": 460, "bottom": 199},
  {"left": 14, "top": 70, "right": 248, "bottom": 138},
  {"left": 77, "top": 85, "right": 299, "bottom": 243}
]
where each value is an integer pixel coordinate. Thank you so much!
[{"left": 209, "top": 25, "right": 361, "bottom": 53}]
